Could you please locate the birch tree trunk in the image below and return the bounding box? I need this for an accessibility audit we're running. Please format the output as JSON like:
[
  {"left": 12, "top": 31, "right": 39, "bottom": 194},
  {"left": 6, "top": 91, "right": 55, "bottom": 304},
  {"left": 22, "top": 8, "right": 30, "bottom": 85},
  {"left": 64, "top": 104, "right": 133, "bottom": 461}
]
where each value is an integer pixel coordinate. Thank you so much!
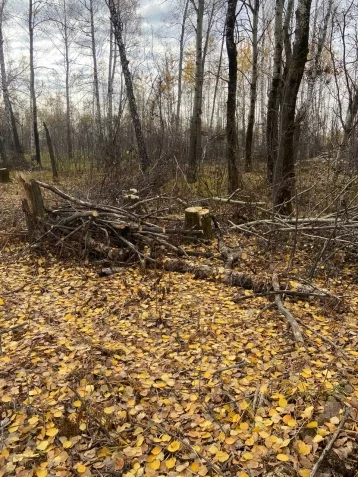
[
  {"left": 226, "top": 0, "right": 240, "bottom": 192},
  {"left": 89, "top": 0, "right": 102, "bottom": 141},
  {"left": 273, "top": 0, "right": 313, "bottom": 214},
  {"left": 266, "top": 0, "right": 284, "bottom": 183},
  {"left": 107, "top": 0, "right": 149, "bottom": 171},
  {"left": 29, "top": 0, "right": 41, "bottom": 166},
  {"left": 176, "top": 0, "right": 189, "bottom": 129},
  {"left": 187, "top": 0, "right": 204, "bottom": 183},
  {"left": 63, "top": 0, "right": 73, "bottom": 161},
  {"left": 107, "top": 23, "right": 117, "bottom": 140},
  {"left": 245, "top": 0, "right": 260, "bottom": 172}
]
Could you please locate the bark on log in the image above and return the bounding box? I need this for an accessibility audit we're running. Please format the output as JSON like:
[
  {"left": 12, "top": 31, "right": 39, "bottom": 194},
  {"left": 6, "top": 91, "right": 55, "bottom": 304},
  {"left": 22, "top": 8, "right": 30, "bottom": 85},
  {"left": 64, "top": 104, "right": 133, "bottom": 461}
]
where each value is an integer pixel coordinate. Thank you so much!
[
  {"left": 100, "top": 259, "right": 268, "bottom": 292},
  {"left": 19, "top": 176, "right": 45, "bottom": 241},
  {"left": 185, "top": 206, "right": 213, "bottom": 239},
  {"left": 162, "top": 258, "right": 268, "bottom": 292},
  {"left": 0, "top": 168, "right": 9, "bottom": 183},
  {"left": 272, "top": 272, "right": 304, "bottom": 343}
]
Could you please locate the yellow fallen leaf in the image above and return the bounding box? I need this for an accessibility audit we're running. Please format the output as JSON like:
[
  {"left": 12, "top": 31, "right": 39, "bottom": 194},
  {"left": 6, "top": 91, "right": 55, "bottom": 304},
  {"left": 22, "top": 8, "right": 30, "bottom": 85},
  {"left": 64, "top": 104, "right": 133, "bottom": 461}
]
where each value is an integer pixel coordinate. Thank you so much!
[
  {"left": 73, "top": 400, "right": 82, "bottom": 408},
  {"left": 190, "top": 462, "right": 200, "bottom": 472},
  {"left": 167, "top": 441, "right": 180, "bottom": 452},
  {"left": 46, "top": 428, "right": 58, "bottom": 437},
  {"left": 37, "top": 441, "right": 49, "bottom": 451},
  {"left": 79, "top": 423, "right": 86, "bottom": 431},
  {"left": 63, "top": 441, "right": 72, "bottom": 449},
  {"left": 208, "top": 445, "right": 219, "bottom": 454},
  {"left": 287, "top": 418, "right": 297, "bottom": 427},
  {"left": 313, "top": 434, "right": 324, "bottom": 443},
  {"left": 299, "top": 470, "right": 310, "bottom": 477},
  {"left": 242, "top": 452, "right": 253, "bottom": 460},
  {"left": 165, "top": 457, "right": 176, "bottom": 469},
  {"left": 35, "top": 469, "right": 47, "bottom": 477},
  {"left": 104, "top": 406, "right": 115, "bottom": 415},
  {"left": 75, "top": 463, "right": 87, "bottom": 473},
  {"left": 161, "top": 434, "right": 171, "bottom": 442},
  {"left": 98, "top": 447, "right": 111, "bottom": 458},
  {"left": 330, "top": 416, "right": 339, "bottom": 424},
  {"left": 151, "top": 446, "right": 162, "bottom": 455},
  {"left": 216, "top": 450, "right": 229, "bottom": 462},
  {"left": 301, "top": 368, "right": 312, "bottom": 378},
  {"left": 0, "top": 298, "right": 4, "bottom": 305},
  {"left": 307, "top": 421, "right": 318, "bottom": 428},
  {"left": 225, "top": 436, "right": 237, "bottom": 444},
  {"left": 29, "top": 416, "right": 39, "bottom": 425},
  {"left": 147, "top": 460, "right": 160, "bottom": 470},
  {"left": 297, "top": 441, "right": 311, "bottom": 456},
  {"left": 1, "top": 395, "right": 11, "bottom": 403},
  {"left": 278, "top": 398, "right": 288, "bottom": 407},
  {"left": 277, "top": 453, "right": 289, "bottom": 461}
]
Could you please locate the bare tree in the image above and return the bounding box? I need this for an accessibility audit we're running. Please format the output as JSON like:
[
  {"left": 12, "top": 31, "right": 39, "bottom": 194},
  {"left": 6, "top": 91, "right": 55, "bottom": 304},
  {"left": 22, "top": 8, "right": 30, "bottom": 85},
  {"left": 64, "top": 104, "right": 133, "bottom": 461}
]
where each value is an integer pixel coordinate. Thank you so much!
[
  {"left": 245, "top": 0, "right": 260, "bottom": 172},
  {"left": 273, "top": 0, "right": 313, "bottom": 214},
  {"left": 0, "top": 0, "right": 22, "bottom": 160},
  {"left": 187, "top": 0, "right": 204, "bottom": 183},
  {"left": 176, "top": 0, "right": 190, "bottom": 129},
  {"left": 266, "top": 0, "right": 284, "bottom": 183},
  {"left": 226, "top": 0, "right": 240, "bottom": 192},
  {"left": 29, "top": 0, "right": 42, "bottom": 166},
  {"left": 107, "top": 0, "right": 149, "bottom": 171}
]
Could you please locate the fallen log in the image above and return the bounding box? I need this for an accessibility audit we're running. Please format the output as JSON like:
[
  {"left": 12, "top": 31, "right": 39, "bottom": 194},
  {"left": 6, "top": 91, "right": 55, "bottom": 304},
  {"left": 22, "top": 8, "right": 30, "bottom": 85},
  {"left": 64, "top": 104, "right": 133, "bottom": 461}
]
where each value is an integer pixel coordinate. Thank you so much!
[{"left": 100, "top": 259, "right": 269, "bottom": 293}]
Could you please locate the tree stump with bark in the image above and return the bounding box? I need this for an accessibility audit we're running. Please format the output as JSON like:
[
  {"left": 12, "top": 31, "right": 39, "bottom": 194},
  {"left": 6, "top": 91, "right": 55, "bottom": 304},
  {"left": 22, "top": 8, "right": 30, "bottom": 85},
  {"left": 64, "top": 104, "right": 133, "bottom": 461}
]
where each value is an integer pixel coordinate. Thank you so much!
[
  {"left": 0, "top": 168, "right": 10, "bottom": 183},
  {"left": 19, "top": 176, "right": 45, "bottom": 241},
  {"left": 185, "top": 206, "right": 213, "bottom": 239}
]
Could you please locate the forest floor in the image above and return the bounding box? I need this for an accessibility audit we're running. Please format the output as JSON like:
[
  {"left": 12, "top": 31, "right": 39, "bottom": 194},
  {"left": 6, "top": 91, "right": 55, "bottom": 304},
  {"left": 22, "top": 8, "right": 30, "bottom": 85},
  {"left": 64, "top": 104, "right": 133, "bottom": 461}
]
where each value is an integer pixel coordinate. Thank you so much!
[{"left": 1, "top": 173, "right": 358, "bottom": 477}]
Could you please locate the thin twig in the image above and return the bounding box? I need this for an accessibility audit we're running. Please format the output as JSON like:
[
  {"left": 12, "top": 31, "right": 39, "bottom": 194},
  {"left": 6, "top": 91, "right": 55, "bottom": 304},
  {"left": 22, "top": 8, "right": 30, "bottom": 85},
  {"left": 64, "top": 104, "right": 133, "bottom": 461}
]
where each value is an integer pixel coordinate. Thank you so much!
[{"left": 310, "top": 407, "right": 350, "bottom": 477}]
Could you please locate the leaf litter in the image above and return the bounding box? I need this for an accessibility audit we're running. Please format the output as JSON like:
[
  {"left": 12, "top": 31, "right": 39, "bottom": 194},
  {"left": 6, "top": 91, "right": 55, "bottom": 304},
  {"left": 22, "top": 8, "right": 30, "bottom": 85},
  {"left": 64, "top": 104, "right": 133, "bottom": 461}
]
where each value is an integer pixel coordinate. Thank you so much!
[{"left": 0, "top": 184, "right": 358, "bottom": 477}]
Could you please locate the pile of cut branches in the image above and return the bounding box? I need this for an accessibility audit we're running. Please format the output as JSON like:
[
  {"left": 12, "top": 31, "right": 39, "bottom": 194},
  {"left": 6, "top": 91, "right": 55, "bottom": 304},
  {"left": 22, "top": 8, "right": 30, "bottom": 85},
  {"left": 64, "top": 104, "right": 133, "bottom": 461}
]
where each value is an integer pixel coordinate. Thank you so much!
[{"left": 20, "top": 177, "right": 210, "bottom": 266}]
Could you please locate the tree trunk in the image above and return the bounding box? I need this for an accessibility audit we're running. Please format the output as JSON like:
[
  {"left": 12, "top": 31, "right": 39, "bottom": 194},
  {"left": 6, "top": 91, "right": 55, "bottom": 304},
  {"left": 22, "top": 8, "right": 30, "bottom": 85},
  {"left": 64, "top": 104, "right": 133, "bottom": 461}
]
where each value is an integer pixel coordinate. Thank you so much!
[
  {"left": 273, "top": 0, "right": 313, "bottom": 214},
  {"left": 0, "top": 167, "right": 10, "bottom": 183},
  {"left": 226, "top": 0, "right": 240, "bottom": 193},
  {"left": 293, "top": 0, "right": 333, "bottom": 162},
  {"left": 245, "top": 0, "right": 260, "bottom": 172},
  {"left": 63, "top": 0, "right": 73, "bottom": 161},
  {"left": 0, "top": 137, "right": 7, "bottom": 167},
  {"left": 43, "top": 122, "right": 58, "bottom": 181},
  {"left": 89, "top": 0, "right": 102, "bottom": 141},
  {"left": 107, "top": 0, "right": 149, "bottom": 171},
  {"left": 187, "top": 0, "right": 204, "bottom": 183},
  {"left": 0, "top": 2, "right": 22, "bottom": 157},
  {"left": 266, "top": 0, "right": 284, "bottom": 183},
  {"left": 210, "top": 31, "right": 225, "bottom": 130},
  {"left": 176, "top": 0, "right": 189, "bottom": 129},
  {"left": 29, "top": 0, "right": 41, "bottom": 166},
  {"left": 107, "top": 23, "right": 117, "bottom": 140}
]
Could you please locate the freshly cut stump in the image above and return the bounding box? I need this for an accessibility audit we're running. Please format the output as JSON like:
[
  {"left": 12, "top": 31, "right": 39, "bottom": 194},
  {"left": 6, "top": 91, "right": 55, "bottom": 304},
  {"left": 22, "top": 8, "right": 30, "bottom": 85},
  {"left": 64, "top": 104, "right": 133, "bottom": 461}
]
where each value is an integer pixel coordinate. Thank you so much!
[
  {"left": 0, "top": 168, "right": 10, "bottom": 183},
  {"left": 185, "top": 206, "right": 213, "bottom": 240}
]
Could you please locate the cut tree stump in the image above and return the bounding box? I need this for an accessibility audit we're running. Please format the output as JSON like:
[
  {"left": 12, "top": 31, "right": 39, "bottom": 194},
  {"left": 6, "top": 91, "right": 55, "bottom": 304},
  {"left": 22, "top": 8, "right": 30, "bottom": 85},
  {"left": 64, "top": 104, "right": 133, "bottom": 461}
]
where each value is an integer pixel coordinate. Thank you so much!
[
  {"left": 185, "top": 206, "right": 213, "bottom": 239},
  {"left": 0, "top": 168, "right": 10, "bottom": 183},
  {"left": 19, "top": 176, "right": 45, "bottom": 241}
]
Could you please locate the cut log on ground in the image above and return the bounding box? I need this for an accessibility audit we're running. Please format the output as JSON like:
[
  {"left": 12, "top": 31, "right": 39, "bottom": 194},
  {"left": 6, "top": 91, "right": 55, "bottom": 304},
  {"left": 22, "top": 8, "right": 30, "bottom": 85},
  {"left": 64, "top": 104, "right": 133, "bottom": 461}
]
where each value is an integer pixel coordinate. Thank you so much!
[
  {"left": 0, "top": 168, "right": 10, "bottom": 183},
  {"left": 185, "top": 206, "right": 213, "bottom": 239},
  {"left": 101, "top": 259, "right": 269, "bottom": 293}
]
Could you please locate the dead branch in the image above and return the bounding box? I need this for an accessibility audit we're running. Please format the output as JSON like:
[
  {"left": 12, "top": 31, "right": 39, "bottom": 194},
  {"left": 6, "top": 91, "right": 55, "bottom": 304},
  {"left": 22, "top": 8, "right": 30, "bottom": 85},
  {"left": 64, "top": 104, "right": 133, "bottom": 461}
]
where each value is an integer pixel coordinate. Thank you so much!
[
  {"left": 272, "top": 273, "right": 304, "bottom": 343},
  {"left": 310, "top": 407, "right": 350, "bottom": 477}
]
